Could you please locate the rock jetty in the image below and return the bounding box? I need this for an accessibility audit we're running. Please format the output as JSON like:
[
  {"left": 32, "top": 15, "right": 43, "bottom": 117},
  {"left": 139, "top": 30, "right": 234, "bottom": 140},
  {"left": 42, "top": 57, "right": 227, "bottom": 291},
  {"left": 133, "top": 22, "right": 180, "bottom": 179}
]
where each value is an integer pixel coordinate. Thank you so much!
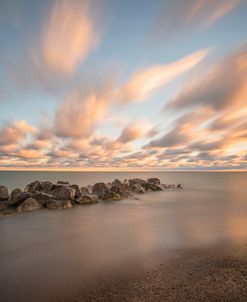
[{"left": 0, "top": 179, "right": 183, "bottom": 216}]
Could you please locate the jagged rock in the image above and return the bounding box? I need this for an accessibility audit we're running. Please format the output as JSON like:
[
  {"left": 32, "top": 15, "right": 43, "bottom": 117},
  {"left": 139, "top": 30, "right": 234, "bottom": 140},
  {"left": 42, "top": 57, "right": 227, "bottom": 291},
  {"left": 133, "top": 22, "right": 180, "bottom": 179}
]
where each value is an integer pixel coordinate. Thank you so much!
[
  {"left": 0, "top": 185, "right": 9, "bottom": 201},
  {"left": 57, "top": 180, "right": 70, "bottom": 185},
  {"left": 130, "top": 183, "right": 145, "bottom": 194},
  {"left": 46, "top": 199, "right": 72, "bottom": 209},
  {"left": 92, "top": 182, "right": 122, "bottom": 200},
  {"left": 8, "top": 191, "right": 32, "bottom": 207},
  {"left": 69, "top": 184, "right": 80, "bottom": 199},
  {"left": 17, "top": 198, "right": 41, "bottom": 212},
  {"left": 106, "top": 182, "right": 112, "bottom": 189},
  {"left": 112, "top": 179, "right": 122, "bottom": 186},
  {"left": 112, "top": 179, "right": 131, "bottom": 192},
  {"left": 76, "top": 194, "right": 98, "bottom": 205},
  {"left": 86, "top": 185, "right": 93, "bottom": 194},
  {"left": 147, "top": 178, "right": 161, "bottom": 185},
  {"left": 80, "top": 186, "right": 90, "bottom": 194},
  {"left": 10, "top": 188, "right": 22, "bottom": 201},
  {"left": 25, "top": 181, "right": 55, "bottom": 194},
  {"left": 146, "top": 182, "right": 163, "bottom": 191},
  {"left": 92, "top": 183, "right": 108, "bottom": 199},
  {"left": 129, "top": 178, "right": 148, "bottom": 190},
  {"left": 110, "top": 185, "right": 131, "bottom": 198},
  {"left": 103, "top": 191, "right": 122, "bottom": 201},
  {"left": 51, "top": 185, "right": 76, "bottom": 201},
  {"left": 32, "top": 192, "right": 52, "bottom": 206}
]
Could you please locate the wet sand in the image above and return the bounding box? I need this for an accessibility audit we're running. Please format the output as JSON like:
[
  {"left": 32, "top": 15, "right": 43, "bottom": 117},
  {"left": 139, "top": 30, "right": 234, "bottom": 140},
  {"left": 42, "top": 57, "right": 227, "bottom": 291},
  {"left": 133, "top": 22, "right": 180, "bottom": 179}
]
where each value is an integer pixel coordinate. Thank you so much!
[{"left": 67, "top": 244, "right": 247, "bottom": 302}]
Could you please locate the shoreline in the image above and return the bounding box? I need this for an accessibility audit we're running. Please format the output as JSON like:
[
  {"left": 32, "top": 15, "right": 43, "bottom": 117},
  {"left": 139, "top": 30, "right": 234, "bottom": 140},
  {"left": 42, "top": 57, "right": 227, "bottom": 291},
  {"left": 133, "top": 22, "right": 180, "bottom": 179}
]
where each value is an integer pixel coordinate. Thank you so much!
[{"left": 66, "top": 243, "right": 247, "bottom": 302}]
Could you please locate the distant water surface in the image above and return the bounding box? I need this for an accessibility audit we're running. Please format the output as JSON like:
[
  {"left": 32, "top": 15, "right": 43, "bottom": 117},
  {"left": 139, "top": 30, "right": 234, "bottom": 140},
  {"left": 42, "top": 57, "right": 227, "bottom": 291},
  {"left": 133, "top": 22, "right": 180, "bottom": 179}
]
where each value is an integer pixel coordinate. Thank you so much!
[{"left": 0, "top": 171, "right": 247, "bottom": 301}]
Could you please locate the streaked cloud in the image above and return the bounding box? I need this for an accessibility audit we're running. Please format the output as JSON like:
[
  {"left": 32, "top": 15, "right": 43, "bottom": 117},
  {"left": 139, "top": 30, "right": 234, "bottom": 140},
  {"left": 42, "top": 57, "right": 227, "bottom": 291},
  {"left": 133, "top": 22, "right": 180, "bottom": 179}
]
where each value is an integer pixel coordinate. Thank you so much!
[
  {"left": 33, "top": 0, "right": 98, "bottom": 75},
  {"left": 55, "top": 82, "right": 114, "bottom": 138},
  {"left": 167, "top": 44, "right": 247, "bottom": 111},
  {"left": 117, "top": 49, "right": 209, "bottom": 103},
  {"left": 117, "top": 120, "right": 153, "bottom": 143},
  {"left": 154, "top": 0, "right": 241, "bottom": 37}
]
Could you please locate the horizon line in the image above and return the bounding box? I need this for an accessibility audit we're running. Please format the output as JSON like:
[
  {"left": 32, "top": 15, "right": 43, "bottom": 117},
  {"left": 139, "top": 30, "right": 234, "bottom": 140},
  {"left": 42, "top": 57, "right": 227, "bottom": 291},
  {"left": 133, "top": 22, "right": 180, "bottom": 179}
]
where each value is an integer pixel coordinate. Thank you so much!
[{"left": 0, "top": 168, "right": 246, "bottom": 173}]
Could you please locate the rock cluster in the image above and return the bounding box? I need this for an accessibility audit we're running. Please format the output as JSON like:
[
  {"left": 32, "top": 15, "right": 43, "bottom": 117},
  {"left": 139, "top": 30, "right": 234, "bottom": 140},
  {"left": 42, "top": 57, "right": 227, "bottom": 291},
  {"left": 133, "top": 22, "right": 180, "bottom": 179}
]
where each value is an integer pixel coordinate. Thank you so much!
[{"left": 0, "top": 178, "right": 183, "bottom": 215}]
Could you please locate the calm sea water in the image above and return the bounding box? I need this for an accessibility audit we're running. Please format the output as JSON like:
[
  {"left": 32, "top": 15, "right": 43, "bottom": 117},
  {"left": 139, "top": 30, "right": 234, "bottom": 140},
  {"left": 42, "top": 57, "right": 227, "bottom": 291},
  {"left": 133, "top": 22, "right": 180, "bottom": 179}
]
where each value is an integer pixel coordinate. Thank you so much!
[{"left": 0, "top": 171, "right": 247, "bottom": 301}]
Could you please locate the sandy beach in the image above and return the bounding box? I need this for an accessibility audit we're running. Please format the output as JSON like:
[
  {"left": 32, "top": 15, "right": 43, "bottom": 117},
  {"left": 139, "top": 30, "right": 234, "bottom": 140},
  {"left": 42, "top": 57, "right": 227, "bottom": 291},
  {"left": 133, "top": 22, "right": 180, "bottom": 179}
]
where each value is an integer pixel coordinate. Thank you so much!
[{"left": 69, "top": 244, "right": 247, "bottom": 302}]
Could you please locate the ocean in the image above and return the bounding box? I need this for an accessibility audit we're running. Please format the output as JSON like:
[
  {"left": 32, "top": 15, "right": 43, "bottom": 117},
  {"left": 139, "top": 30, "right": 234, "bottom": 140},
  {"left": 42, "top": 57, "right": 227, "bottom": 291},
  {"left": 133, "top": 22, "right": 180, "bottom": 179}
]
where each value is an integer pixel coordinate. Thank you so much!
[{"left": 0, "top": 171, "right": 247, "bottom": 301}]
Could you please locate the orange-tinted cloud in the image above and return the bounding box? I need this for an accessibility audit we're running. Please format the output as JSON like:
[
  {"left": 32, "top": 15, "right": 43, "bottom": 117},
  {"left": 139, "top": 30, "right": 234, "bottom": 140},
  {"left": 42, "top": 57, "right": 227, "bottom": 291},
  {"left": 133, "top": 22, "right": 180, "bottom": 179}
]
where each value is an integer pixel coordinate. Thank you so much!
[
  {"left": 34, "top": 0, "right": 98, "bottom": 75},
  {"left": 167, "top": 44, "right": 247, "bottom": 111},
  {"left": 55, "top": 83, "right": 113, "bottom": 138},
  {"left": 117, "top": 120, "right": 153, "bottom": 143},
  {"left": 117, "top": 49, "right": 209, "bottom": 103},
  {"left": 17, "top": 149, "right": 43, "bottom": 159},
  {"left": 0, "top": 120, "right": 36, "bottom": 146}
]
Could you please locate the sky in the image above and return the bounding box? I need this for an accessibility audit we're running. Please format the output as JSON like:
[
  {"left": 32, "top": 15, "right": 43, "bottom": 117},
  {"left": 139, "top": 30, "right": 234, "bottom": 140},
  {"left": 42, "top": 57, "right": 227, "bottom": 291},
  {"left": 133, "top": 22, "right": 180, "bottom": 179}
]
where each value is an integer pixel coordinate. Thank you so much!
[{"left": 0, "top": 0, "right": 247, "bottom": 171}]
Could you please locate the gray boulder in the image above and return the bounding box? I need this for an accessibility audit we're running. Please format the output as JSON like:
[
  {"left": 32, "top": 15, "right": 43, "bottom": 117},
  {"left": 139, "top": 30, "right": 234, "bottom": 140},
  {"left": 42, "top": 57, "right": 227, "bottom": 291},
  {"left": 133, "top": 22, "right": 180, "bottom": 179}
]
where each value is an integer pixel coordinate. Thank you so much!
[
  {"left": 9, "top": 191, "right": 32, "bottom": 207},
  {"left": 80, "top": 186, "right": 90, "bottom": 194},
  {"left": 57, "top": 180, "right": 70, "bottom": 185},
  {"left": 92, "top": 182, "right": 122, "bottom": 200},
  {"left": 92, "top": 183, "right": 108, "bottom": 199},
  {"left": 76, "top": 194, "right": 98, "bottom": 205},
  {"left": 147, "top": 178, "right": 161, "bottom": 185},
  {"left": 130, "top": 183, "right": 145, "bottom": 194},
  {"left": 70, "top": 184, "right": 80, "bottom": 199},
  {"left": 17, "top": 198, "right": 41, "bottom": 212},
  {"left": 46, "top": 199, "right": 72, "bottom": 210},
  {"left": 32, "top": 192, "right": 52, "bottom": 206},
  {"left": 112, "top": 179, "right": 122, "bottom": 186},
  {"left": 51, "top": 185, "right": 76, "bottom": 201},
  {"left": 0, "top": 185, "right": 9, "bottom": 211},
  {"left": 0, "top": 185, "right": 9, "bottom": 201},
  {"left": 146, "top": 182, "right": 163, "bottom": 191},
  {"left": 10, "top": 188, "right": 22, "bottom": 201},
  {"left": 25, "top": 181, "right": 54, "bottom": 194},
  {"left": 129, "top": 178, "right": 147, "bottom": 190},
  {"left": 110, "top": 184, "right": 131, "bottom": 198}
]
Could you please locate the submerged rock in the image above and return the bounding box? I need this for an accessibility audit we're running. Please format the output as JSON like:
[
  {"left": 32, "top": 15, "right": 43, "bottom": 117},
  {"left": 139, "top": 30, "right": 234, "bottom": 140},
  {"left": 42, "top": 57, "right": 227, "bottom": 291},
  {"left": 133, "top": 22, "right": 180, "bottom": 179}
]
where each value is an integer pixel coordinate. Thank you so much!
[
  {"left": 17, "top": 198, "right": 41, "bottom": 212},
  {"left": 76, "top": 194, "right": 98, "bottom": 205},
  {"left": 46, "top": 199, "right": 72, "bottom": 210}
]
